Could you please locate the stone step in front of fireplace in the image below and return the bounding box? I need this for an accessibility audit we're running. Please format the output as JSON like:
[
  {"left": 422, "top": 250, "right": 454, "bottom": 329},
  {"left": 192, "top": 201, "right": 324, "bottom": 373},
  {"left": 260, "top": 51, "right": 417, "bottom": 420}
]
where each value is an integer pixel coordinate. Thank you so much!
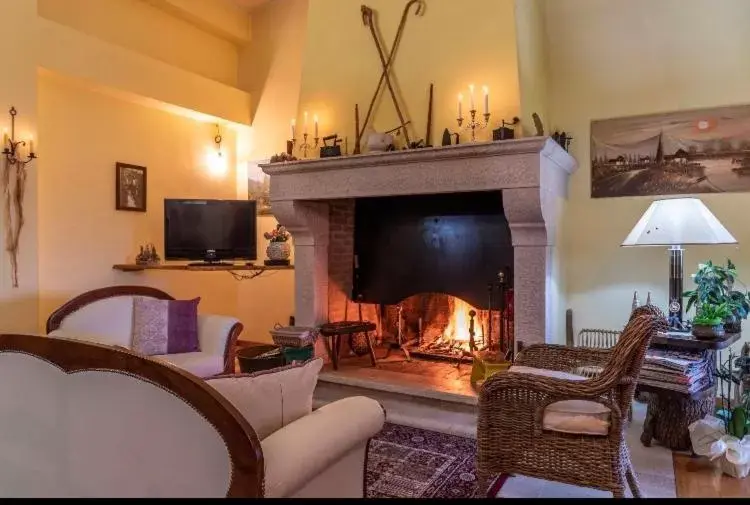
[{"left": 313, "top": 356, "right": 478, "bottom": 438}]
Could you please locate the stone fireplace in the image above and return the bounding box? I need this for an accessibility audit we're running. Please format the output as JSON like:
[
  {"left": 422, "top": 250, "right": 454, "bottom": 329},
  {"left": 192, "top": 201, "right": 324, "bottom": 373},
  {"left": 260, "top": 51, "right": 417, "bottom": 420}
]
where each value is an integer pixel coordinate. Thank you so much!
[{"left": 261, "top": 137, "right": 577, "bottom": 352}]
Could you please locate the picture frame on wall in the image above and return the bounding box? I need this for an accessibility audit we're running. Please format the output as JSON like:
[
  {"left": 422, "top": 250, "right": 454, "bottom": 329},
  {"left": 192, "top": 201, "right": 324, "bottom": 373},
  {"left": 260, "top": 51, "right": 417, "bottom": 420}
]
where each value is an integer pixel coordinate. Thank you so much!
[
  {"left": 591, "top": 103, "right": 750, "bottom": 198},
  {"left": 115, "top": 162, "right": 147, "bottom": 212}
]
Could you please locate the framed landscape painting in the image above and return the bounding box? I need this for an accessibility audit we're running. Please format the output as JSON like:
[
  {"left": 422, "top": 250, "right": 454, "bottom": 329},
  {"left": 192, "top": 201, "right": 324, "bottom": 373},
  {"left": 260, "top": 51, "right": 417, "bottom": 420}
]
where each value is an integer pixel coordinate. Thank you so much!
[{"left": 591, "top": 104, "right": 750, "bottom": 198}]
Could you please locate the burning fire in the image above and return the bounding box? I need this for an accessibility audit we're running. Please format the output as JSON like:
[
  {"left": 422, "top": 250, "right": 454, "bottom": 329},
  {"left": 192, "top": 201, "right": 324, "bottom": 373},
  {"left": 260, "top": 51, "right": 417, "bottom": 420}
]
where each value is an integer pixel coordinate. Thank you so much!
[{"left": 443, "top": 298, "right": 483, "bottom": 347}]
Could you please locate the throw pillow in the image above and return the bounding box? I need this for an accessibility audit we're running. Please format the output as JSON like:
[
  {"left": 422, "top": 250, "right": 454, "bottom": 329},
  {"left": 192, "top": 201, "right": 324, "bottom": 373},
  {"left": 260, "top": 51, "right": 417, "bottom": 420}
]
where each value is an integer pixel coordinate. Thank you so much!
[
  {"left": 131, "top": 297, "right": 200, "bottom": 356},
  {"left": 206, "top": 358, "right": 324, "bottom": 440}
]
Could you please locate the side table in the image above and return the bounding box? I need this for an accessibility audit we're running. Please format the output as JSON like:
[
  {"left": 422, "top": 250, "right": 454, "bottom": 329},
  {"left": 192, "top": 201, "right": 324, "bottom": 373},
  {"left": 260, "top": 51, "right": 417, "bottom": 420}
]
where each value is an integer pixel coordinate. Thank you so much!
[{"left": 639, "top": 331, "right": 740, "bottom": 451}]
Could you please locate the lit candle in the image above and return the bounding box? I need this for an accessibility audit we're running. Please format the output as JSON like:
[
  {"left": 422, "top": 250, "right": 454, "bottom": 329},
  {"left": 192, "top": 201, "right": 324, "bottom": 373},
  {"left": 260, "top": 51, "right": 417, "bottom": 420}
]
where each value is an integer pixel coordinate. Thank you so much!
[
  {"left": 483, "top": 86, "right": 489, "bottom": 115},
  {"left": 28, "top": 135, "right": 34, "bottom": 155},
  {"left": 2, "top": 129, "right": 7, "bottom": 148},
  {"left": 303, "top": 111, "right": 309, "bottom": 135},
  {"left": 291, "top": 119, "right": 296, "bottom": 140},
  {"left": 469, "top": 84, "right": 475, "bottom": 111},
  {"left": 457, "top": 93, "right": 463, "bottom": 119},
  {"left": 314, "top": 115, "right": 319, "bottom": 138}
]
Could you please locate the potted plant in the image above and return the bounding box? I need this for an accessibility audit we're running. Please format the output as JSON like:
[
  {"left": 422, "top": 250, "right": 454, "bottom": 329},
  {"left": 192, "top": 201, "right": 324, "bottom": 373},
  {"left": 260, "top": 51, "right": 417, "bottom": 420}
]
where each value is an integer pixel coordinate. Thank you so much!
[
  {"left": 263, "top": 224, "right": 291, "bottom": 265},
  {"left": 684, "top": 260, "right": 750, "bottom": 333},
  {"left": 691, "top": 302, "right": 732, "bottom": 339}
]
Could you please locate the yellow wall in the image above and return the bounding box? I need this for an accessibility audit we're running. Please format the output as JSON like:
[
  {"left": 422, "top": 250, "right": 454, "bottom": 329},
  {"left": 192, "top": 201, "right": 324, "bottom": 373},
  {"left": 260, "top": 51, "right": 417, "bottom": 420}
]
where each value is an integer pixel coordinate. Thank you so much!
[
  {"left": 38, "top": 0, "right": 240, "bottom": 87},
  {"left": 513, "top": 0, "right": 548, "bottom": 136},
  {"left": 298, "top": 0, "right": 520, "bottom": 150},
  {"left": 546, "top": 0, "right": 750, "bottom": 346},
  {"left": 0, "top": 0, "right": 39, "bottom": 333},
  {"left": 37, "top": 74, "right": 244, "bottom": 326}
]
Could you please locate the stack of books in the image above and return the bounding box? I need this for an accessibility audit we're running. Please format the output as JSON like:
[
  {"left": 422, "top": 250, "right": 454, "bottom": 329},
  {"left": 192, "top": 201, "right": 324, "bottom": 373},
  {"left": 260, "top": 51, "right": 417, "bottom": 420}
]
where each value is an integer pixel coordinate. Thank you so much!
[{"left": 639, "top": 348, "right": 713, "bottom": 394}]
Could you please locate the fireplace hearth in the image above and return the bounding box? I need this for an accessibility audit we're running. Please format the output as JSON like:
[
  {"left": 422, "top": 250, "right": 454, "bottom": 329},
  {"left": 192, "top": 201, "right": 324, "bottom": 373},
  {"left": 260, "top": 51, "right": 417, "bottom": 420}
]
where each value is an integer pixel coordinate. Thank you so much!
[{"left": 262, "top": 138, "right": 577, "bottom": 357}]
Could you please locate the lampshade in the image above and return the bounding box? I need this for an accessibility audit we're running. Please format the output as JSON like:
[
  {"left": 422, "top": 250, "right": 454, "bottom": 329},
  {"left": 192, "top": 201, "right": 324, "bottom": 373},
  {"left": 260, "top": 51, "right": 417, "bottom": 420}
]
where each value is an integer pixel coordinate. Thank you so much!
[{"left": 621, "top": 197, "right": 737, "bottom": 247}]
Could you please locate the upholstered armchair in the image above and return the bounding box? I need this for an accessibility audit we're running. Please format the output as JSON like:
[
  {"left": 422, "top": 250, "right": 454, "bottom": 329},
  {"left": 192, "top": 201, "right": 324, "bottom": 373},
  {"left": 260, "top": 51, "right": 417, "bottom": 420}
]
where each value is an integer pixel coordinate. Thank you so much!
[
  {"left": 476, "top": 305, "right": 667, "bottom": 498},
  {"left": 46, "top": 286, "right": 242, "bottom": 378},
  {"left": 0, "top": 334, "right": 385, "bottom": 498}
]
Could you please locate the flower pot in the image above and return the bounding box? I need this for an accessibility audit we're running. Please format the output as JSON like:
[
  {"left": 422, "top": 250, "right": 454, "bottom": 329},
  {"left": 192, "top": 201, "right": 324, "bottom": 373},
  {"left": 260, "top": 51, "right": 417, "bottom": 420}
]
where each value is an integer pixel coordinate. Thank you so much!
[
  {"left": 266, "top": 241, "right": 291, "bottom": 261},
  {"left": 724, "top": 319, "right": 742, "bottom": 334},
  {"left": 692, "top": 324, "right": 726, "bottom": 339}
]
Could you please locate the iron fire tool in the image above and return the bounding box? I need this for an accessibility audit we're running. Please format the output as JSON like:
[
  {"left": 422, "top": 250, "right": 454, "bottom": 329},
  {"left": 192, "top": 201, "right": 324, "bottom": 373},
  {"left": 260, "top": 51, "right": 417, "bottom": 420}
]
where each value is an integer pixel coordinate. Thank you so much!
[
  {"left": 357, "top": 1, "right": 425, "bottom": 148},
  {"left": 320, "top": 134, "right": 343, "bottom": 158}
]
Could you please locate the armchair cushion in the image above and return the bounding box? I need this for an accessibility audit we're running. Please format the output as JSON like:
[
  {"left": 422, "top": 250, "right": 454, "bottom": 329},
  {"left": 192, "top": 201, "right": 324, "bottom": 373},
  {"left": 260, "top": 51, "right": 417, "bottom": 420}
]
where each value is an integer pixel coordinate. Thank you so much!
[
  {"left": 509, "top": 365, "right": 611, "bottom": 436},
  {"left": 153, "top": 352, "right": 224, "bottom": 379},
  {"left": 206, "top": 358, "right": 324, "bottom": 440},
  {"left": 131, "top": 297, "right": 200, "bottom": 356}
]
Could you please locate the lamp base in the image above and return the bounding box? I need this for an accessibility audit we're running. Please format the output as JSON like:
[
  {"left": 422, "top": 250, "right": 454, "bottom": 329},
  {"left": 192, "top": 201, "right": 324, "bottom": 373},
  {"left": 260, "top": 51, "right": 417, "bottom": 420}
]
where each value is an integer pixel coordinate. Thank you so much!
[{"left": 667, "top": 245, "right": 686, "bottom": 331}]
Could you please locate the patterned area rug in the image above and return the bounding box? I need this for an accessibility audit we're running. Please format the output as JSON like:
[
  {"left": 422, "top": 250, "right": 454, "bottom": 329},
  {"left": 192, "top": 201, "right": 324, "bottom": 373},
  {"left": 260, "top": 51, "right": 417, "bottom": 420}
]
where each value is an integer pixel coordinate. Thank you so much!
[
  {"left": 366, "top": 403, "right": 676, "bottom": 499},
  {"left": 366, "top": 423, "right": 480, "bottom": 498}
]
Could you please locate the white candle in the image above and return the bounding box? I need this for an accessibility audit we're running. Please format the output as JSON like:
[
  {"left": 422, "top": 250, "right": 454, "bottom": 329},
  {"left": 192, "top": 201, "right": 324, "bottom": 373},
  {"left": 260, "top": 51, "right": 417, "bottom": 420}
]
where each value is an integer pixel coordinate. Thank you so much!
[
  {"left": 2, "top": 129, "right": 7, "bottom": 147},
  {"left": 469, "top": 84, "right": 475, "bottom": 111},
  {"left": 303, "top": 111, "right": 309, "bottom": 135},
  {"left": 291, "top": 119, "right": 296, "bottom": 139},
  {"left": 457, "top": 93, "right": 463, "bottom": 119},
  {"left": 28, "top": 135, "right": 34, "bottom": 155},
  {"left": 314, "top": 115, "right": 319, "bottom": 138},
  {"left": 483, "top": 86, "right": 489, "bottom": 115}
]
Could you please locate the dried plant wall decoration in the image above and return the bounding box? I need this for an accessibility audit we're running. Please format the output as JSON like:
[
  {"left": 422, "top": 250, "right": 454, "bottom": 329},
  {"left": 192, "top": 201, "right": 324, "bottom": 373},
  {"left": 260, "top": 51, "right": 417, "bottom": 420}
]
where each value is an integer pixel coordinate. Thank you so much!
[{"left": 0, "top": 107, "right": 37, "bottom": 288}]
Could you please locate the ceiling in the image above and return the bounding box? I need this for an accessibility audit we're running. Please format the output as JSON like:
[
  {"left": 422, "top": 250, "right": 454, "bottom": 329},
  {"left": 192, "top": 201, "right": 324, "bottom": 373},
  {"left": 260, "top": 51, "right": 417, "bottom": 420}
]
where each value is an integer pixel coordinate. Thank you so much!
[{"left": 228, "top": 0, "right": 273, "bottom": 12}]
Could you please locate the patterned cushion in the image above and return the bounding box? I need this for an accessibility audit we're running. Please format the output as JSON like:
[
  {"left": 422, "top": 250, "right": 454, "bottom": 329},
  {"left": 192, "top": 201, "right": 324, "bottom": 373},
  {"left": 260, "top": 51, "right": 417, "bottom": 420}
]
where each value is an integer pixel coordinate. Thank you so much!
[{"left": 131, "top": 297, "right": 201, "bottom": 356}]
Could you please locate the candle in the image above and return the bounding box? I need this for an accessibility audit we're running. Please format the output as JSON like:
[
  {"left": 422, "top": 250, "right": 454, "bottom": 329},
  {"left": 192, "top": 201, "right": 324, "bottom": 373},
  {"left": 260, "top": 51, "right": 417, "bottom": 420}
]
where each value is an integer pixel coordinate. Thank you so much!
[
  {"left": 457, "top": 93, "right": 463, "bottom": 119},
  {"left": 291, "top": 119, "right": 296, "bottom": 140},
  {"left": 303, "top": 111, "right": 309, "bottom": 135},
  {"left": 314, "top": 115, "right": 319, "bottom": 138},
  {"left": 483, "top": 86, "right": 489, "bottom": 115},
  {"left": 2, "top": 129, "right": 7, "bottom": 148},
  {"left": 469, "top": 84, "right": 475, "bottom": 111},
  {"left": 28, "top": 135, "right": 34, "bottom": 155}
]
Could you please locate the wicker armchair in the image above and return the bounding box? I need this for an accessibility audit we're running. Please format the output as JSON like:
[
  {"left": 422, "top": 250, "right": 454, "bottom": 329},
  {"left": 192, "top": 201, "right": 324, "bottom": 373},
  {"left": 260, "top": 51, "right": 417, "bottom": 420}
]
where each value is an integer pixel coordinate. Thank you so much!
[{"left": 477, "top": 305, "right": 667, "bottom": 498}]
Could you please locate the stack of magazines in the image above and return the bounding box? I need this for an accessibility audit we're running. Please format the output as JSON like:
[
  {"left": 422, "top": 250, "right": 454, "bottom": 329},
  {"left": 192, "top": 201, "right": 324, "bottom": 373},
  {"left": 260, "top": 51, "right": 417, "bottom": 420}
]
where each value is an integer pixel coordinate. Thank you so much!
[{"left": 638, "top": 348, "right": 713, "bottom": 394}]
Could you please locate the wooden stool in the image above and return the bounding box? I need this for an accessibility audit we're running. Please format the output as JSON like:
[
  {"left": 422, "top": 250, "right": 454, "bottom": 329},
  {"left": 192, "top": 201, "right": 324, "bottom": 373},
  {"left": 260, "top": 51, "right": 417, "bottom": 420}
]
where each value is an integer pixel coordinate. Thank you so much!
[{"left": 318, "top": 321, "right": 377, "bottom": 370}]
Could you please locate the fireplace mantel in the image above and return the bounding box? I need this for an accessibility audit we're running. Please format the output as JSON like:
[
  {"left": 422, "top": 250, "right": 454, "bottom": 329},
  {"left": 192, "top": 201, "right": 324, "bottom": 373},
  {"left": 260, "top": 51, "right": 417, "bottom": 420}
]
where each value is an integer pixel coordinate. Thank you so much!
[{"left": 261, "top": 137, "right": 577, "bottom": 347}]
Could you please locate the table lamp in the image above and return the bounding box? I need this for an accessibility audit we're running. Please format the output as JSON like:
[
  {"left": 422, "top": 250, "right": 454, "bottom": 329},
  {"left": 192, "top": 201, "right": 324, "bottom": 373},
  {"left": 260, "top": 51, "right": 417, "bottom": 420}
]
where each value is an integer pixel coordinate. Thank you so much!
[{"left": 621, "top": 197, "right": 737, "bottom": 330}]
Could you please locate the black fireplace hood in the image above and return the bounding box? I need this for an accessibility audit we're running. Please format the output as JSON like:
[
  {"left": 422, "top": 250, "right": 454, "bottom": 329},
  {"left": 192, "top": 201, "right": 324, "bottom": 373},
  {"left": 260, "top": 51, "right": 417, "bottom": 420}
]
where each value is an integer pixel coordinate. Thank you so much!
[{"left": 352, "top": 191, "right": 513, "bottom": 310}]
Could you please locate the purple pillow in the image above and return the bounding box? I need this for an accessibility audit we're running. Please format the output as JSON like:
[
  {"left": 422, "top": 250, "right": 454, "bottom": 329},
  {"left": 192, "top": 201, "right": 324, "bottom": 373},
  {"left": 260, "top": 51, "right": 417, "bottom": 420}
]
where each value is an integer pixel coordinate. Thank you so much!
[{"left": 131, "top": 297, "right": 201, "bottom": 356}]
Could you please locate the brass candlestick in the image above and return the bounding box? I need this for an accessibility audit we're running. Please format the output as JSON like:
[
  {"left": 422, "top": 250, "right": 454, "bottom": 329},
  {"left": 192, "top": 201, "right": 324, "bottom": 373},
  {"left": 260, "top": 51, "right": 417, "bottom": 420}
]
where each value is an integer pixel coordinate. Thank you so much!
[
  {"left": 457, "top": 109, "right": 491, "bottom": 142},
  {"left": 298, "top": 133, "right": 319, "bottom": 159}
]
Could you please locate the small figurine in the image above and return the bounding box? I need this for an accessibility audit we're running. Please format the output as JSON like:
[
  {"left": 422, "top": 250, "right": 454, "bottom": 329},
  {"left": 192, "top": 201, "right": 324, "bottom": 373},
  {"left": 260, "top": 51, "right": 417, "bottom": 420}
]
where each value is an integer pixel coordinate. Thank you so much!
[
  {"left": 646, "top": 292, "right": 652, "bottom": 305},
  {"left": 441, "top": 128, "right": 452, "bottom": 146},
  {"left": 631, "top": 291, "right": 639, "bottom": 312}
]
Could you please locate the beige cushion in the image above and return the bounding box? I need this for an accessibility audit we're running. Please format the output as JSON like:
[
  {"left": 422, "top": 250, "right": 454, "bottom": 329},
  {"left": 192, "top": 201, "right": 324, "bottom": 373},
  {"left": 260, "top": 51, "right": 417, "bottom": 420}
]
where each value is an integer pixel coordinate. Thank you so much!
[
  {"left": 153, "top": 352, "right": 224, "bottom": 379},
  {"left": 508, "top": 365, "right": 611, "bottom": 436},
  {"left": 206, "top": 358, "right": 324, "bottom": 440}
]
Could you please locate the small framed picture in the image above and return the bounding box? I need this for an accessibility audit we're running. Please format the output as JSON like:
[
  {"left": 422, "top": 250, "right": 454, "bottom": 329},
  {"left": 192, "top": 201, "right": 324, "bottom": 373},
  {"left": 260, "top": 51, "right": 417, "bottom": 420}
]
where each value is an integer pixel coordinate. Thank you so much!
[{"left": 115, "top": 162, "right": 147, "bottom": 212}]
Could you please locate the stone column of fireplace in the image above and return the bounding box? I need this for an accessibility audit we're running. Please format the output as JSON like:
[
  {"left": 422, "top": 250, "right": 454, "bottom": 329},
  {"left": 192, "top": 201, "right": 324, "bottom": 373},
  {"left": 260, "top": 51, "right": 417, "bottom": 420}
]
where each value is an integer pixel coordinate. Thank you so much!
[{"left": 262, "top": 138, "right": 577, "bottom": 346}]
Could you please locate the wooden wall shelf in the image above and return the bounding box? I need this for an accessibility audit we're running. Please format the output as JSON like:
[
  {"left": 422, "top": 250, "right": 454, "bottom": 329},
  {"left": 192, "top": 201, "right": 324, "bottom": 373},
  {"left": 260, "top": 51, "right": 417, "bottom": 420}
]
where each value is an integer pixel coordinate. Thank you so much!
[{"left": 113, "top": 264, "right": 294, "bottom": 272}]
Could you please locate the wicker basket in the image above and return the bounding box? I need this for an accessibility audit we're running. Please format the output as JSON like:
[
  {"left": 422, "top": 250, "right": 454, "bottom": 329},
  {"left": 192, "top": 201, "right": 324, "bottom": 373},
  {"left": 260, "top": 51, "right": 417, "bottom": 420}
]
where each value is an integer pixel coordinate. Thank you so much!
[
  {"left": 282, "top": 346, "right": 315, "bottom": 363},
  {"left": 237, "top": 344, "right": 285, "bottom": 373},
  {"left": 270, "top": 326, "right": 318, "bottom": 348}
]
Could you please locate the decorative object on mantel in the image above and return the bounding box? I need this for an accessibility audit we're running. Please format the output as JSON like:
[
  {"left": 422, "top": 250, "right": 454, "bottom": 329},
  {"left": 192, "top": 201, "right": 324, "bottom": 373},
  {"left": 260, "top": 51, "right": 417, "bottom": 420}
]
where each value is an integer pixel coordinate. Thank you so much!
[
  {"left": 531, "top": 112, "right": 544, "bottom": 136},
  {"left": 292, "top": 111, "right": 319, "bottom": 159},
  {"left": 269, "top": 152, "right": 298, "bottom": 163},
  {"left": 1, "top": 106, "right": 37, "bottom": 288},
  {"left": 115, "top": 162, "right": 147, "bottom": 212},
  {"left": 455, "top": 84, "right": 491, "bottom": 142},
  {"left": 365, "top": 127, "right": 394, "bottom": 153},
  {"left": 492, "top": 117, "right": 520, "bottom": 141},
  {"left": 551, "top": 130, "right": 572, "bottom": 152},
  {"left": 264, "top": 224, "right": 291, "bottom": 266},
  {"left": 424, "top": 83, "right": 434, "bottom": 147},
  {"left": 353, "top": 104, "right": 362, "bottom": 155},
  {"left": 441, "top": 128, "right": 452, "bottom": 147},
  {"left": 135, "top": 243, "right": 160, "bottom": 266},
  {"left": 357, "top": 1, "right": 425, "bottom": 150},
  {"left": 320, "top": 134, "right": 343, "bottom": 158}
]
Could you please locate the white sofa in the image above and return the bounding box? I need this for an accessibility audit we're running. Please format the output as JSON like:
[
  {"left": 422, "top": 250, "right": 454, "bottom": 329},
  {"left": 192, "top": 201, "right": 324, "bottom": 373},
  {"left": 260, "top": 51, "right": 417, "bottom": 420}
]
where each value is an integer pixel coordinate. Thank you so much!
[
  {"left": 0, "top": 333, "right": 386, "bottom": 498},
  {"left": 46, "top": 286, "right": 241, "bottom": 378}
]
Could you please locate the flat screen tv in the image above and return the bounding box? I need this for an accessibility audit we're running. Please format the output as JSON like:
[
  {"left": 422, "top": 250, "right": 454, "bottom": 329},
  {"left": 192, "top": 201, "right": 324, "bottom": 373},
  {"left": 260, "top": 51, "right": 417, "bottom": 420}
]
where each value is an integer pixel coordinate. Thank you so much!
[{"left": 164, "top": 199, "right": 257, "bottom": 263}]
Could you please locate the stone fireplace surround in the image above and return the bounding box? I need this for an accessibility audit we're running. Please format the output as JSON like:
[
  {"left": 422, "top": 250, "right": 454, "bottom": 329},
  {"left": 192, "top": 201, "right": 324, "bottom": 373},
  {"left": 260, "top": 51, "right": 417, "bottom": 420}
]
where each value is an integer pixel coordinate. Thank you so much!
[{"left": 261, "top": 137, "right": 577, "bottom": 348}]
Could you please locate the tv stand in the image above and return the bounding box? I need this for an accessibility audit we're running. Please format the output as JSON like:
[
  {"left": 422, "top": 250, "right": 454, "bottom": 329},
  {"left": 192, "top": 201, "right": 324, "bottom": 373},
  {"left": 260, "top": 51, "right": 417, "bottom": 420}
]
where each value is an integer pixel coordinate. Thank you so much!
[{"left": 187, "top": 261, "right": 235, "bottom": 267}]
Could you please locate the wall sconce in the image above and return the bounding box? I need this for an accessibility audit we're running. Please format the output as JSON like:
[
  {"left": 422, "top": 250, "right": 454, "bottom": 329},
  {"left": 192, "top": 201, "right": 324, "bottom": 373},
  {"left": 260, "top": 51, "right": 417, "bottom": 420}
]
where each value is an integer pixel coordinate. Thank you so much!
[
  {"left": 3, "top": 107, "right": 36, "bottom": 166},
  {"left": 208, "top": 124, "right": 227, "bottom": 176}
]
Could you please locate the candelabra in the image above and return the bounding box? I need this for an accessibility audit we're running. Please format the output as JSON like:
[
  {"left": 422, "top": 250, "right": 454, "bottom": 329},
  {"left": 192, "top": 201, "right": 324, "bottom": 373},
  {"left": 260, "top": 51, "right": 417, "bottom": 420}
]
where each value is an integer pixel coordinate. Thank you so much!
[
  {"left": 294, "top": 133, "right": 319, "bottom": 159},
  {"left": 3, "top": 107, "right": 37, "bottom": 166},
  {"left": 457, "top": 109, "right": 491, "bottom": 142}
]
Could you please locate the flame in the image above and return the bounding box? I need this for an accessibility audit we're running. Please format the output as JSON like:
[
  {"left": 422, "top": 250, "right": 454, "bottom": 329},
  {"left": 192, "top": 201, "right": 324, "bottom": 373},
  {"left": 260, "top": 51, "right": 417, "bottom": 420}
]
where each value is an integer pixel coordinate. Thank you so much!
[{"left": 443, "top": 298, "right": 478, "bottom": 343}]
